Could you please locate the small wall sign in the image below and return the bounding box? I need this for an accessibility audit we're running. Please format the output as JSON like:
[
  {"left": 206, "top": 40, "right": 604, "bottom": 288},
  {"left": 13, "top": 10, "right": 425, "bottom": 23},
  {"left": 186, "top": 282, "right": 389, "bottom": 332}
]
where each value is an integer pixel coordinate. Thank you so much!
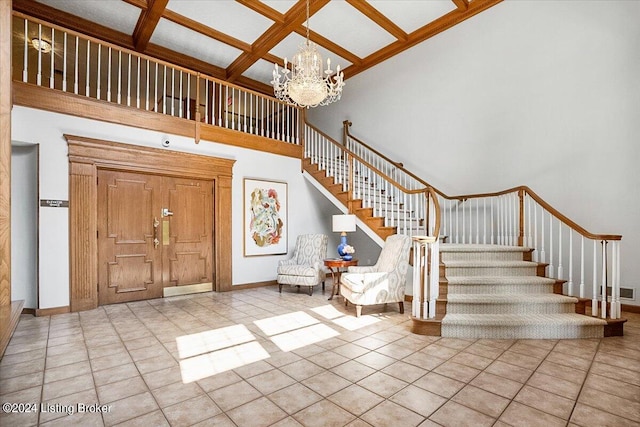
[{"left": 40, "top": 199, "right": 69, "bottom": 208}]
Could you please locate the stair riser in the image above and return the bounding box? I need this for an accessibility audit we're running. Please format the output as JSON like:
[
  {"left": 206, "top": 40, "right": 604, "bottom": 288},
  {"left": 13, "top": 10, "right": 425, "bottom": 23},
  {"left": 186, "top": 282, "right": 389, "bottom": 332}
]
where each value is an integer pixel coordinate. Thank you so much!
[
  {"left": 446, "top": 303, "right": 576, "bottom": 315},
  {"left": 446, "top": 266, "right": 538, "bottom": 277},
  {"left": 448, "top": 284, "right": 555, "bottom": 295},
  {"left": 441, "top": 252, "right": 524, "bottom": 262},
  {"left": 441, "top": 324, "right": 604, "bottom": 339}
]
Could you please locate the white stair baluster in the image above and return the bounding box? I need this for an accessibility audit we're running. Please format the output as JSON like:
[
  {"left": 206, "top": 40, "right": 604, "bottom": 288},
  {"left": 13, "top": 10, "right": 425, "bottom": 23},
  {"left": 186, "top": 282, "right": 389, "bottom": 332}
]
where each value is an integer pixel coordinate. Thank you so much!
[
  {"left": 567, "top": 229, "right": 573, "bottom": 296},
  {"left": 548, "top": 213, "right": 554, "bottom": 277},
  {"left": 579, "top": 236, "right": 585, "bottom": 298},
  {"left": 601, "top": 240, "right": 607, "bottom": 319},
  {"left": 557, "top": 219, "right": 563, "bottom": 280},
  {"left": 592, "top": 240, "right": 598, "bottom": 316}
]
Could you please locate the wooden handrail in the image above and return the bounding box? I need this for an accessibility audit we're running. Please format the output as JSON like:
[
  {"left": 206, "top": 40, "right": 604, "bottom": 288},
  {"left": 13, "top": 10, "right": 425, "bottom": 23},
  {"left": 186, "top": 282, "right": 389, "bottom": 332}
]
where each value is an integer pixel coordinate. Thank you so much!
[
  {"left": 343, "top": 121, "right": 622, "bottom": 242},
  {"left": 306, "top": 122, "right": 429, "bottom": 196}
]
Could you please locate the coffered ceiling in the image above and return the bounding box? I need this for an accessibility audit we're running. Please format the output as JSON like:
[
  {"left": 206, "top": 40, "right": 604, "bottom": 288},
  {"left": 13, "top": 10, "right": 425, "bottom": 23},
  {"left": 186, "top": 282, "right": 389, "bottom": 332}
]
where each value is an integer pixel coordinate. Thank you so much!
[{"left": 13, "top": 0, "right": 503, "bottom": 95}]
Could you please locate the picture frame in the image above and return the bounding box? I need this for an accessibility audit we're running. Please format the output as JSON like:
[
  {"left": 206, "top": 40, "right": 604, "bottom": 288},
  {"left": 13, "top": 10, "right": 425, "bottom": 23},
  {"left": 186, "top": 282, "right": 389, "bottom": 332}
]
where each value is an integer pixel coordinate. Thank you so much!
[{"left": 243, "top": 178, "right": 288, "bottom": 257}]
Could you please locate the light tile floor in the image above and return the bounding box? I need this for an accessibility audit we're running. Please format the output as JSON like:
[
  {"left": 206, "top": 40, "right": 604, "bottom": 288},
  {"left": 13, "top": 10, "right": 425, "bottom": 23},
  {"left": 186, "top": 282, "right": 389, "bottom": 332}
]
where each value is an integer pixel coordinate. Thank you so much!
[{"left": 1, "top": 287, "right": 639, "bottom": 427}]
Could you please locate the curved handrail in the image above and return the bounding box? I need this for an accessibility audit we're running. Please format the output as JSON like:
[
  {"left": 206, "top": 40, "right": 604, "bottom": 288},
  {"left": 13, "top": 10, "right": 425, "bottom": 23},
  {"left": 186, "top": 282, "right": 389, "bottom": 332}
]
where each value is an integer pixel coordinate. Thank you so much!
[
  {"left": 305, "top": 122, "right": 440, "bottom": 238},
  {"left": 343, "top": 121, "right": 621, "bottom": 242}
]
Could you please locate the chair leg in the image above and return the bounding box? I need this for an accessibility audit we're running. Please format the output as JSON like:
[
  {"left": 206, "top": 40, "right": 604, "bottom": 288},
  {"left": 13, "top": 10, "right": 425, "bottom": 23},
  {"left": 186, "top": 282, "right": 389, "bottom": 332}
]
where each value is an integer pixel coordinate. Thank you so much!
[
  {"left": 278, "top": 284, "right": 282, "bottom": 293},
  {"left": 345, "top": 299, "right": 348, "bottom": 307},
  {"left": 308, "top": 286, "right": 313, "bottom": 296},
  {"left": 296, "top": 285, "right": 300, "bottom": 293},
  {"left": 322, "top": 281, "right": 325, "bottom": 292},
  {"left": 398, "top": 301, "right": 404, "bottom": 314},
  {"left": 356, "top": 305, "right": 362, "bottom": 317}
]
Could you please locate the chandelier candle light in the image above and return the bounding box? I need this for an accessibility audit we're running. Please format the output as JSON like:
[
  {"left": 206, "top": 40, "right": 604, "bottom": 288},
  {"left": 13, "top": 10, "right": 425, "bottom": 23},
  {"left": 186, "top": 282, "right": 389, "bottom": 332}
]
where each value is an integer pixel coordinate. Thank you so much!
[
  {"left": 332, "top": 214, "right": 356, "bottom": 260},
  {"left": 272, "top": 0, "right": 345, "bottom": 108}
]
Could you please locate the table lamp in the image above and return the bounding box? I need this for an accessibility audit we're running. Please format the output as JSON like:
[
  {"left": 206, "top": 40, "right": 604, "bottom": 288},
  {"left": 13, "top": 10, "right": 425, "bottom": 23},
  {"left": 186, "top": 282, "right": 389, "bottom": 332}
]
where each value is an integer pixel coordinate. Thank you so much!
[{"left": 332, "top": 214, "right": 356, "bottom": 259}]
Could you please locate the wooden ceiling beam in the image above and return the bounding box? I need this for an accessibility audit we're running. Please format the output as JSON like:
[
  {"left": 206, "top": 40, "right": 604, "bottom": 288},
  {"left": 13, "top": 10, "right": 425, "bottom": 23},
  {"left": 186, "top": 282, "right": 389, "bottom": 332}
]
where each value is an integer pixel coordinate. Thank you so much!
[
  {"left": 293, "top": 27, "right": 361, "bottom": 66},
  {"left": 225, "top": 0, "right": 330, "bottom": 82},
  {"left": 133, "top": 0, "right": 169, "bottom": 52},
  {"left": 235, "top": 0, "right": 284, "bottom": 24},
  {"left": 163, "top": 9, "right": 251, "bottom": 53},
  {"left": 343, "top": 0, "right": 503, "bottom": 79},
  {"left": 452, "top": 0, "right": 470, "bottom": 12},
  {"left": 122, "top": 0, "right": 147, "bottom": 10},
  {"left": 345, "top": 0, "right": 408, "bottom": 42}
]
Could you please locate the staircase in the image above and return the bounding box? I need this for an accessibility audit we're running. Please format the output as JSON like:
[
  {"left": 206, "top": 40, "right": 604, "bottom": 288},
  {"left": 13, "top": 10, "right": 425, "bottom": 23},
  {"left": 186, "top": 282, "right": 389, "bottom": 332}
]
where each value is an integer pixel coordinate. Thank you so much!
[
  {"left": 440, "top": 244, "right": 607, "bottom": 339},
  {"left": 302, "top": 121, "right": 625, "bottom": 338}
]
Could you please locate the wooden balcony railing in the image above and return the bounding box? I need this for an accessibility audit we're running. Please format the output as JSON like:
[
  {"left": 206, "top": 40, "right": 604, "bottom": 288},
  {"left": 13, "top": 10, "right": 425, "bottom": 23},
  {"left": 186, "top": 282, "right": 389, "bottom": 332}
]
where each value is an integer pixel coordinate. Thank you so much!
[{"left": 13, "top": 13, "right": 301, "bottom": 146}]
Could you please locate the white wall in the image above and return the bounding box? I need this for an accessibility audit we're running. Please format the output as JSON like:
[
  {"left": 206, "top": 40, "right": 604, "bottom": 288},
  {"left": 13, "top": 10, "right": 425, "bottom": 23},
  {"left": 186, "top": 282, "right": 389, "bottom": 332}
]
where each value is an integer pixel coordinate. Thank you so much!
[
  {"left": 11, "top": 106, "right": 337, "bottom": 309},
  {"left": 309, "top": 0, "right": 640, "bottom": 305},
  {"left": 11, "top": 144, "right": 38, "bottom": 309}
]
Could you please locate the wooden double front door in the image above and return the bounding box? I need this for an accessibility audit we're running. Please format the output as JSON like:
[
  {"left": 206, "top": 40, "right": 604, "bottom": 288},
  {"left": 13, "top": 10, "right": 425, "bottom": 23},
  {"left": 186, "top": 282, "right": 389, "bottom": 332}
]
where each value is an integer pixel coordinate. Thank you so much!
[{"left": 97, "top": 170, "right": 213, "bottom": 305}]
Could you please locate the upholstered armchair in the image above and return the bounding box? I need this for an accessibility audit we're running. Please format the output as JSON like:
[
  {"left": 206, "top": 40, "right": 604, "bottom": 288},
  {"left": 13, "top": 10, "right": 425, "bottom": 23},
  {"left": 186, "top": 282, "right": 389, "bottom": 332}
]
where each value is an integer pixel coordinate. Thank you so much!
[
  {"left": 340, "top": 234, "right": 412, "bottom": 317},
  {"left": 277, "top": 234, "right": 328, "bottom": 296}
]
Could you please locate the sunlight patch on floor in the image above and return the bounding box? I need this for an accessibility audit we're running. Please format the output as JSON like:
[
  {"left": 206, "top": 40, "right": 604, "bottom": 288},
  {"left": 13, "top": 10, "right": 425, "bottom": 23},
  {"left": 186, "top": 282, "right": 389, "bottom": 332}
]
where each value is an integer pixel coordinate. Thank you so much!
[
  {"left": 253, "top": 311, "right": 319, "bottom": 336},
  {"left": 176, "top": 324, "right": 255, "bottom": 359},
  {"left": 310, "top": 304, "right": 344, "bottom": 320},
  {"left": 270, "top": 323, "right": 340, "bottom": 352},
  {"left": 179, "top": 341, "right": 270, "bottom": 383}
]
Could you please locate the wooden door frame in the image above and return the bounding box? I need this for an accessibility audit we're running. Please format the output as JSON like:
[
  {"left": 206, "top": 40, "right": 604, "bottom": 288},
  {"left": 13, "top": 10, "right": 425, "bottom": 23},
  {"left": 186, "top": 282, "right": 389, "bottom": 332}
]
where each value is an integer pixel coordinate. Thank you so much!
[{"left": 66, "top": 135, "right": 235, "bottom": 312}]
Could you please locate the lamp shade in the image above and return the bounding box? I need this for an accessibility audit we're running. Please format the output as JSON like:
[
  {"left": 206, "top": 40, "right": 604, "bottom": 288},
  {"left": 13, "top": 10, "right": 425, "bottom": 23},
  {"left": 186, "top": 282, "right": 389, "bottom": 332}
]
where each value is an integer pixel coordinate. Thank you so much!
[{"left": 332, "top": 214, "right": 356, "bottom": 233}]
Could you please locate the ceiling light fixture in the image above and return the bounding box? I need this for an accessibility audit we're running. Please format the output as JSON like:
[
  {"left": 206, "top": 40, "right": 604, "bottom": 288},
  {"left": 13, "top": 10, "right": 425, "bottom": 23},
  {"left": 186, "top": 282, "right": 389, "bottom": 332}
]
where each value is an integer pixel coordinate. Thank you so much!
[
  {"left": 271, "top": 0, "right": 344, "bottom": 108},
  {"left": 31, "top": 38, "right": 52, "bottom": 54}
]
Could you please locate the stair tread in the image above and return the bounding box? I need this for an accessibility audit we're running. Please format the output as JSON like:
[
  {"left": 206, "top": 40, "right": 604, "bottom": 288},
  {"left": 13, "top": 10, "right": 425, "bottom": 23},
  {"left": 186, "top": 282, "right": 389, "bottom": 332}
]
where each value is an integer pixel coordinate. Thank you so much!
[
  {"left": 447, "top": 276, "right": 556, "bottom": 285},
  {"left": 442, "top": 313, "right": 607, "bottom": 326},
  {"left": 447, "top": 294, "right": 578, "bottom": 304},
  {"left": 443, "top": 260, "right": 537, "bottom": 267},
  {"left": 441, "top": 244, "right": 532, "bottom": 253}
]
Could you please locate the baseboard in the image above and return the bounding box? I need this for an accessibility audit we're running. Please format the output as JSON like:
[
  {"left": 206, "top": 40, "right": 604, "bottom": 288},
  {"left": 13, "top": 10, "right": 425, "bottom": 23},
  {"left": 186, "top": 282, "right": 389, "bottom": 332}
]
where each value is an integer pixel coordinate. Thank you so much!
[
  {"left": 231, "top": 280, "right": 277, "bottom": 290},
  {"left": 21, "top": 308, "right": 36, "bottom": 315},
  {"left": 163, "top": 282, "right": 212, "bottom": 297},
  {"left": 621, "top": 304, "right": 640, "bottom": 314},
  {"left": 0, "top": 300, "right": 25, "bottom": 358},
  {"left": 36, "top": 306, "right": 70, "bottom": 316}
]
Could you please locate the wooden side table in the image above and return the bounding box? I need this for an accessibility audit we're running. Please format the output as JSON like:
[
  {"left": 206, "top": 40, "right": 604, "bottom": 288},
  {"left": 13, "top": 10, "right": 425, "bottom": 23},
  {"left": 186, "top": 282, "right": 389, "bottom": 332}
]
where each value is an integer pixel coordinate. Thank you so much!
[{"left": 324, "top": 258, "right": 358, "bottom": 300}]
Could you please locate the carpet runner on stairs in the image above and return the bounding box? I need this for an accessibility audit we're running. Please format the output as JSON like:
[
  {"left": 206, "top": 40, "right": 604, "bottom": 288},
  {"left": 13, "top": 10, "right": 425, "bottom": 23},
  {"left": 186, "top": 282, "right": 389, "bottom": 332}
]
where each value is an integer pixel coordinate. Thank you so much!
[{"left": 440, "top": 244, "right": 607, "bottom": 339}]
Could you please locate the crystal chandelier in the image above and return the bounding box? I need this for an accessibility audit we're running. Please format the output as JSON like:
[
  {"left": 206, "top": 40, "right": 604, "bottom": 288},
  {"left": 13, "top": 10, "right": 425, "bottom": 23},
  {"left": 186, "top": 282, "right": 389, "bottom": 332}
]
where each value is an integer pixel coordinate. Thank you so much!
[{"left": 271, "top": 0, "right": 344, "bottom": 108}]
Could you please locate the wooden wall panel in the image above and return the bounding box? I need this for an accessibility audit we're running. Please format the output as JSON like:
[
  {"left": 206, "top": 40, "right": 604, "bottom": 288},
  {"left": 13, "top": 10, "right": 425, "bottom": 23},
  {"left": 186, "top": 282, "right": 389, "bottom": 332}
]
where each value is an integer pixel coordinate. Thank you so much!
[
  {"left": 0, "top": 0, "right": 12, "bottom": 308},
  {"left": 216, "top": 176, "right": 233, "bottom": 292},
  {"left": 69, "top": 162, "right": 98, "bottom": 311}
]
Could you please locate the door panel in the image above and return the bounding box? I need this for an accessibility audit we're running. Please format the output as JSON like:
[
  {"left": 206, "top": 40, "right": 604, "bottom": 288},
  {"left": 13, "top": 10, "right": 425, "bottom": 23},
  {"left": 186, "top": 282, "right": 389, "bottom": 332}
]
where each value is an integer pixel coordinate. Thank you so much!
[
  {"left": 163, "top": 177, "right": 213, "bottom": 288},
  {"left": 98, "top": 171, "right": 214, "bottom": 305},
  {"left": 98, "top": 170, "right": 163, "bottom": 305}
]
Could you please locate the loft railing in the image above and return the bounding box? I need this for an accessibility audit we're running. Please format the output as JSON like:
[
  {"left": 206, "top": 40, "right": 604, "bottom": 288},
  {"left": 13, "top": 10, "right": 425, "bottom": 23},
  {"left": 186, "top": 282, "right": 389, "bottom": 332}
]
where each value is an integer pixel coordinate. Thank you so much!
[
  {"left": 344, "top": 121, "right": 623, "bottom": 320},
  {"left": 13, "top": 13, "right": 301, "bottom": 144},
  {"left": 304, "top": 123, "right": 441, "bottom": 321}
]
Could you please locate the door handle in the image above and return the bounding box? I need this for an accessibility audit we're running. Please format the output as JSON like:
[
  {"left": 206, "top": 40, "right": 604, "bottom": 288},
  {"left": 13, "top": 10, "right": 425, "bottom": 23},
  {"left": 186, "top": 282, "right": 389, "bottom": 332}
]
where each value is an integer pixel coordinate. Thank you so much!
[
  {"left": 153, "top": 217, "right": 160, "bottom": 249},
  {"left": 162, "top": 208, "right": 173, "bottom": 217}
]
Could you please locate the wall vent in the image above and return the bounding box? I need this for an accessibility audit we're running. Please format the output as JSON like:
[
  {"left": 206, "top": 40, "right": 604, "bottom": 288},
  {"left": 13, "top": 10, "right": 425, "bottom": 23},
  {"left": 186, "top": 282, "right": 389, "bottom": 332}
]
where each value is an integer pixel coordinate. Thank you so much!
[{"left": 607, "top": 287, "right": 635, "bottom": 300}]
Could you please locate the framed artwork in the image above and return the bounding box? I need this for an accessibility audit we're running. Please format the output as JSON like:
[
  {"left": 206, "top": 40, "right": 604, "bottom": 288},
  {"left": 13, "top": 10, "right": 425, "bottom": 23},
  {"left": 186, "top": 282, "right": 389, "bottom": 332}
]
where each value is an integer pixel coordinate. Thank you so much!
[{"left": 243, "top": 178, "right": 288, "bottom": 256}]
